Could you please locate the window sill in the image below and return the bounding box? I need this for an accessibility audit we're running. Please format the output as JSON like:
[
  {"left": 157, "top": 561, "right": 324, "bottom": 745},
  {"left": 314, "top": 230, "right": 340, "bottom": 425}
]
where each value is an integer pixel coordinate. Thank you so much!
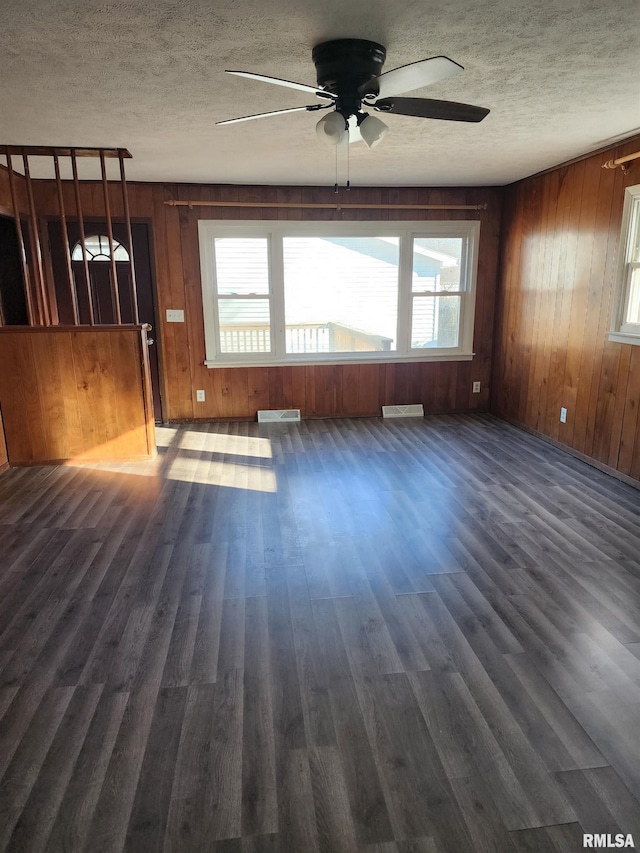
[
  {"left": 205, "top": 352, "right": 475, "bottom": 368},
  {"left": 607, "top": 331, "right": 640, "bottom": 346}
]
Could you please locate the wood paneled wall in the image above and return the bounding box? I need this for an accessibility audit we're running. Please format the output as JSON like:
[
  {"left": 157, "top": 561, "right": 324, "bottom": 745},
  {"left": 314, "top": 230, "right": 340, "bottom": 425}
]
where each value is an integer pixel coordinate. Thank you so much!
[
  {"left": 154, "top": 184, "right": 502, "bottom": 420},
  {"left": 0, "top": 326, "right": 156, "bottom": 464},
  {"left": 32, "top": 181, "right": 502, "bottom": 422},
  {"left": 492, "top": 137, "right": 640, "bottom": 480},
  {"left": 2, "top": 143, "right": 637, "bottom": 479},
  {"left": 0, "top": 162, "right": 26, "bottom": 217}
]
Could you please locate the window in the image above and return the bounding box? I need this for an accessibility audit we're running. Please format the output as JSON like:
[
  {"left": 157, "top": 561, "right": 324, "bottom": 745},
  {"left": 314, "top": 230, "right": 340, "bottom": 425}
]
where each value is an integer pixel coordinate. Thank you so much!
[
  {"left": 71, "top": 234, "right": 129, "bottom": 262},
  {"left": 198, "top": 220, "right": 480, "bottom": 366},
  {"left": 609, "top": 183, "right": 640, "bottom": 345}
]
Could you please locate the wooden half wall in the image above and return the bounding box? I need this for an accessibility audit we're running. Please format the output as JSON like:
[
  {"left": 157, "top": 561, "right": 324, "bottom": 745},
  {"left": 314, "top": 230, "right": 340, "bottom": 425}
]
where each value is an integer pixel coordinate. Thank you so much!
[
  {"left": 492, "top": 136, "right": 640, "bottom": 480},
  {"left": 0, "top": 325, "right": 156, "bottom": 465}
]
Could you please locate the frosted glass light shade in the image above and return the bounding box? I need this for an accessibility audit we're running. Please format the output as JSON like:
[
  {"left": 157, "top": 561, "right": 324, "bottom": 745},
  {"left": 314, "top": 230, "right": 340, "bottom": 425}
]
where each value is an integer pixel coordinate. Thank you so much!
[
  {"left": 359, "top": 114, "right": 389, "bottom": 149},
  {"left": 316, "top": 111, "right": 348, "bottom": 146}
]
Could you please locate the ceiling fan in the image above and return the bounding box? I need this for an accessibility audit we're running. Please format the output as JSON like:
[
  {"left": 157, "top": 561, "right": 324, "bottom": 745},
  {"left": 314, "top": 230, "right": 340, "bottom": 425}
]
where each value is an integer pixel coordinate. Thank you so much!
[{"left": 217, "top": 39, "right": 490, "bottom": 148}]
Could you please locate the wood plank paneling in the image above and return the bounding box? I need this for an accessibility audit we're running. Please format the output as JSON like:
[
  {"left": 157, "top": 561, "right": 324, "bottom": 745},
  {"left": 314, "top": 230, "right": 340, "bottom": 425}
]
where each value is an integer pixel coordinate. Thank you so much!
[
  {"left": 156, "top": 184, "right": 502, "bottom": 421},
  {"left": 492, "top": 137, "right": 640, "bottom": 480},
  {"left": 0, "top": 162, "right": 27, "bottom": 217},
  {"left": 28, "top": 179, "right": 501, "bottom": 422},
  {"left": 0, "top": 326, "right": 155, "bottom": 464},
  {"left": 5, "top": 145, "right": 640, "bottom": 468}
]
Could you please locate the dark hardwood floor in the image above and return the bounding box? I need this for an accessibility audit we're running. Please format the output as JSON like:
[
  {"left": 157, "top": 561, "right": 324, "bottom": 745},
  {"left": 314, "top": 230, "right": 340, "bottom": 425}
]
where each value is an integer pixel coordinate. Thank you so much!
[{"left": 0, "top": 414, "right": 639, "bottom": 853}]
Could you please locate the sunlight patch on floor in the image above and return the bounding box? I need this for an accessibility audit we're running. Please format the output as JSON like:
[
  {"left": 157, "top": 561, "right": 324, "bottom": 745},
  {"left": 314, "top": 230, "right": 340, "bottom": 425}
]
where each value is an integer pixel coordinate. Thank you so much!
[
  {"left": 180, "top": 430, "right": 273, "bottom": 459},
  {"left": 155, "top": 426, "right": 177, "bottom": 448},
  {"left": 156, "top": 426, "right": 273, "bottom": 460},
  {"left": 167, "top": 454, "right": 277, "bottom": 492}
]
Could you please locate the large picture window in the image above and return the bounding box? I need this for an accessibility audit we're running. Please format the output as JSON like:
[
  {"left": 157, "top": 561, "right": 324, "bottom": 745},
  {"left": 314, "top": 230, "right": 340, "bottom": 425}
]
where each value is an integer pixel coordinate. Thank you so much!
[{"left": 198, "top": 220, "right": 480, "bottom": 366}]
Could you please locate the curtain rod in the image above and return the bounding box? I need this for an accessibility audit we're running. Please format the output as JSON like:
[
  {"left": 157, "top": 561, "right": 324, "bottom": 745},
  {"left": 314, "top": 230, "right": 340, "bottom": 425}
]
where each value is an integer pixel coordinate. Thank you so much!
[
  {"left": 164, "top": 200, "right": 488, "bottom": 211},
  {"left": 602, "top": 150, "right": 640, "bottom": 170}
]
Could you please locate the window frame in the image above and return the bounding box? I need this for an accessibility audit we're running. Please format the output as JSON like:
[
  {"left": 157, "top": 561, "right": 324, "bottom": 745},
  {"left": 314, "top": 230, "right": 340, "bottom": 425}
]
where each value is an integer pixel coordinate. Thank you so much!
[
  {"left": 198, "top": 219, "right": 480, "bottom": 367},
  {"left": 609, "top": 183, "right": 640, "bottom": 346}
]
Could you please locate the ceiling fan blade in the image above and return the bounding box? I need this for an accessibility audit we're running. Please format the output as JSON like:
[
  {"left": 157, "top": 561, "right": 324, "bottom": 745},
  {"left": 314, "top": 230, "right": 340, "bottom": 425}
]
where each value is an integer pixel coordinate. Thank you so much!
[
  {"left": 225, "top": 70, "right": 335, "bottom": 99},
  {"left": 375, "top": 97, "right": 489, "bottom": 123},
  {"left": 366, "top": 55, "right": 464, "bottom": 99},
  {"left": 217, "top": 105, "right": 319, "bottom": 125}
]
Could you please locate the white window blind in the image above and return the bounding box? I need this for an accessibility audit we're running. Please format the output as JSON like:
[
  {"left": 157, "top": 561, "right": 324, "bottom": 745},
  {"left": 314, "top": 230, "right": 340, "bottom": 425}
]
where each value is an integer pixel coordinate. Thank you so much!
[{"left": 214, "top": 237, "right": 272, "bottom": 354}]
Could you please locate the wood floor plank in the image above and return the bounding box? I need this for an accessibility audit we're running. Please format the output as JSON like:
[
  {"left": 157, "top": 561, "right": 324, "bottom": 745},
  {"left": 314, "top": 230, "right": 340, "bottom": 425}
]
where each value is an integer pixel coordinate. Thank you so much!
[
  {"left": 0, "top": 414, "right": 638, "bottom": 852},
  {"left": 0, "top": 686, "right": 75, "bottom": 848},
  {"left": 311, "top": 598, "right": 393, "bottom": 845},
  {"left": 241, "top": 595, "right": 277, "bottom": 837},
  {"left": 189, "top": 543, "right": 227, "bottom": 685},
  {"left": 408, "top": 669, "right": 541, "bottom": 831},
  {"left": 360, "top": 671, "right": 475, "bottom": 852},
  {"left": 287, "top": 565, "right": 337, "bottom": 748},
  {"left": 122, "top": 686, "right": 188, "bottom": 853},
  {"left": 308, "top": 745, "right": 359, "bottom": 853},
  {"left": 502, "top": 652, "right": 608, "bottom": 772},
  {"left": 85, "top": 683, "right": 161, "bottom": 853},
  {"left": 5, "top": 683, "right": 103, "bottom": 853},
  {"left": 449, "top": 774, "right": 519, "bottom": 853},
  {"left": 164, "top": 672, "right": 243, "bottom": 851},
  {"left": 43, "top": 689, "right": 130, "bottom": 853},
  {"left": 509, "top": 822, "right": 586, "bottom": 853},
  {"left": 553, "top": 766, "right": 640, "bottom": 841}
]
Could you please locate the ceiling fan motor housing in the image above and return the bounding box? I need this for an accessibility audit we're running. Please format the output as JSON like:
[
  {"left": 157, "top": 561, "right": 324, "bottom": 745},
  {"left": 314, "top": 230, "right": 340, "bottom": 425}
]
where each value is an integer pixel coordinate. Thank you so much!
[{"left": 312, "top": 39, "right": 386, "bottom": 118}]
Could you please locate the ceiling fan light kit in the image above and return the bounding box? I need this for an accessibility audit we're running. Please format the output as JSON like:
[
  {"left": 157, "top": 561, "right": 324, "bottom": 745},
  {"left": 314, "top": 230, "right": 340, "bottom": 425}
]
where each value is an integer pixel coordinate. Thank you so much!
[
  {"left": 316, "top": 110, "right": 348, "bottom": 146},
  {"left": 358, "top": 113, "right": 389, "bottom": 149},
  {"left": 219, "top": 37, "right": 489, "bottom": 152}
]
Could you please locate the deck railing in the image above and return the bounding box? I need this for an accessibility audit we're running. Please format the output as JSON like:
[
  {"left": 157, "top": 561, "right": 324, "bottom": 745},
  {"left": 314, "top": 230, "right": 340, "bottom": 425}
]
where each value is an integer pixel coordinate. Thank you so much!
[{"left": 220, "top": 322, "right": 393, "bottom": 354}]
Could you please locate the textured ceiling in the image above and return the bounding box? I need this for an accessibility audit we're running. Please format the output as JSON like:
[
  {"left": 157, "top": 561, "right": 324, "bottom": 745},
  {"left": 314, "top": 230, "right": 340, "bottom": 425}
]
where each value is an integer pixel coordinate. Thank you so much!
[{"left": 1, "top": 0, "right": 639, "bottom": 186}]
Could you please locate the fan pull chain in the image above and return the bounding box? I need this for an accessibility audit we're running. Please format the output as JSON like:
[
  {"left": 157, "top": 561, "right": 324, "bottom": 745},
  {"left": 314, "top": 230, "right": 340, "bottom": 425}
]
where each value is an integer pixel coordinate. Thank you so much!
[
  {"left": 334, "top": 143, "right": 339, "bottom": 193},
  {"left": 346, "top": 132, "right": 350, "bottom": 190}
]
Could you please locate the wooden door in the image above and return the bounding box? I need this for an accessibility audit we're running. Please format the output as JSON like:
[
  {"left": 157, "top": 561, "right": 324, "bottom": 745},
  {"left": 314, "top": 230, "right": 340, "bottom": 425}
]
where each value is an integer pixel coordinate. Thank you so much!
[{"left": 48, "top": 220, "right": 163, "bottom": 421}]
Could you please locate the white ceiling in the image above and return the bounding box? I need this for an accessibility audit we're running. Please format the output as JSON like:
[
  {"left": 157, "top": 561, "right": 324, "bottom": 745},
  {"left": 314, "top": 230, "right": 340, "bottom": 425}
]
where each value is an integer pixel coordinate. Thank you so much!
[{"left": 1, "top": 0, "right": 639, "bottom": 187}]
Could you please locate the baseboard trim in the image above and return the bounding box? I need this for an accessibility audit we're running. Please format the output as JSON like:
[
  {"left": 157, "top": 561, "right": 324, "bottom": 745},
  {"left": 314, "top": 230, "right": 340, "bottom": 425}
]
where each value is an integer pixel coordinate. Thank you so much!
[
  {"left": 494, "top": 415, "right": 640, "bottom": 491},
  {"left": 0, "top": 461, "right": 9, "bottom": 475}
]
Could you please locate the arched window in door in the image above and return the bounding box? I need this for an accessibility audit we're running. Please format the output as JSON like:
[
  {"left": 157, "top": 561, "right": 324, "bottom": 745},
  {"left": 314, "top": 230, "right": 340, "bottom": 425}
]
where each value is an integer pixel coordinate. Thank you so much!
[
  {"left": 71, "top": 234, "right": 130, "bottom": 262},
  {"left": 70, "top": 233, "right": 134, "bottom": 324}
]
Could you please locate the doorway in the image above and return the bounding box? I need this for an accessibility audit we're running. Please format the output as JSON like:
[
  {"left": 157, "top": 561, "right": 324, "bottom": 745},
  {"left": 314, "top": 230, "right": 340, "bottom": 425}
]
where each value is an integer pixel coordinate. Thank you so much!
[
  {"left": 48, "top": 220, "right": 163, "bottom": 422},
  {"left": 0, "top": 215, "right": 29, "bottom": 326}
]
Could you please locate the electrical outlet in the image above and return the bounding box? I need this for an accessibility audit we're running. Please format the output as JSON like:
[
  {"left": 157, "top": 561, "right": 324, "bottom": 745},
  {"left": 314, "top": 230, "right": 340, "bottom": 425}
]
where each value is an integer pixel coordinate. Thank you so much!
[
  {"left": 196, "top": 390, "right": 205, "bottom": 402},
  {"left": 560, "top": 407, "right": 567, "bottom": 423},
  {"left": 472, "top": 381, "right": 481, "bottom": 393},
  {"left": 166, "top": 309, "right": 184, "bottom": 323}
]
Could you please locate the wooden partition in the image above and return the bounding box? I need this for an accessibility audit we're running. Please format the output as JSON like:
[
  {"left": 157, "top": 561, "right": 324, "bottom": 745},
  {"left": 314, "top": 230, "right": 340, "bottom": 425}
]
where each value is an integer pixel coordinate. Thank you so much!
[
  {"left": 492, "top": 136, "right": 640, "bottom": 481},
  {"left": 0, "top": 325, "right": 156, "bottom": 465}
]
